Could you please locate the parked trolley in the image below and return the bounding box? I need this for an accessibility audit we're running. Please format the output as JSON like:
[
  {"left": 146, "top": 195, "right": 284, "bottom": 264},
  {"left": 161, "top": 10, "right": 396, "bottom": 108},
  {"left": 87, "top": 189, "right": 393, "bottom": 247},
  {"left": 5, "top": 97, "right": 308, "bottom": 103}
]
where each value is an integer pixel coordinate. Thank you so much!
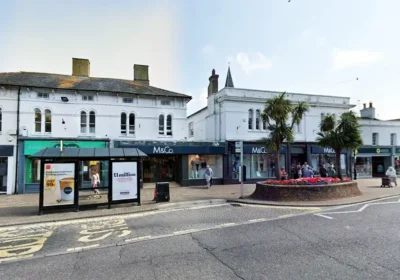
[{"left": 381, "top": 177, "right": 393, "bottom": 188}]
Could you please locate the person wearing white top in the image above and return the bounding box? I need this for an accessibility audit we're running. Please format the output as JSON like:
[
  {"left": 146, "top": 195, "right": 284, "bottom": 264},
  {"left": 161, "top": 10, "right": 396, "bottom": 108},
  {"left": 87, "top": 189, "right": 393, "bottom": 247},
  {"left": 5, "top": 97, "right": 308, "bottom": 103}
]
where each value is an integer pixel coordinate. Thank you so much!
[{"left": 386, "top": 166, "right": 397, "bottom": 187}]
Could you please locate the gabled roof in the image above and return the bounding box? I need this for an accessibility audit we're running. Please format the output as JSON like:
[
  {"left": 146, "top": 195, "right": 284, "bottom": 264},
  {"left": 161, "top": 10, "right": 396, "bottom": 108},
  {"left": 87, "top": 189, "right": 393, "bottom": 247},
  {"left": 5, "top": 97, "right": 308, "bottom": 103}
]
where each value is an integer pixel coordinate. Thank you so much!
[
  {"left": 225, "top": 66, "right": 234, "bottom": 88},
  {"left": 0, "top": 72, "right": 191, "bottom": 99}
]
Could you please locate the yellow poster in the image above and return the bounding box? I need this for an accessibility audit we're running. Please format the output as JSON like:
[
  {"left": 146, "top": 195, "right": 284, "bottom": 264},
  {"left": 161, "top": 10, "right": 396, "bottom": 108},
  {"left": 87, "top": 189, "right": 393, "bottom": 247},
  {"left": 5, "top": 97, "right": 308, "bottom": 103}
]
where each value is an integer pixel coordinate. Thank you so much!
[{"left": 43, "top": 163, "right": 75, "bottom": 206}]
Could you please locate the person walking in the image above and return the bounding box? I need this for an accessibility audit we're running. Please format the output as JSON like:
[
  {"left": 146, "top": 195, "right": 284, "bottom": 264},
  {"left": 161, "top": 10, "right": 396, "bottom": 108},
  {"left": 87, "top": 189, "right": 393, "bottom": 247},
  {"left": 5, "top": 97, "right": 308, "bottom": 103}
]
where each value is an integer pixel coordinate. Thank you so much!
[
  {"left": 91, "top": 169, "right": 101, "bottom": 197},
  {"left": 319, "top": 164, "right": 327, "bottom": 178},
  {"left": 204, "top": 165, "right": 214, "bottom": 188},
  {"left": 280, "top": 167, "right": 287, "bottom": 180},
  {"left": 386, "top": 166, "right": 397, "bottom": 187}
]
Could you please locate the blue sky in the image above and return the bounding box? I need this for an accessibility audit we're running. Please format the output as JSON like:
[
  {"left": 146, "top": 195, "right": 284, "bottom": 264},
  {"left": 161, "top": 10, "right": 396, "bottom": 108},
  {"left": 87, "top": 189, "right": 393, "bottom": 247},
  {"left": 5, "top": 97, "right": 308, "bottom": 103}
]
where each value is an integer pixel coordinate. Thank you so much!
[{"left": 1, "top": 0, "right": 399, "bottom": 119}]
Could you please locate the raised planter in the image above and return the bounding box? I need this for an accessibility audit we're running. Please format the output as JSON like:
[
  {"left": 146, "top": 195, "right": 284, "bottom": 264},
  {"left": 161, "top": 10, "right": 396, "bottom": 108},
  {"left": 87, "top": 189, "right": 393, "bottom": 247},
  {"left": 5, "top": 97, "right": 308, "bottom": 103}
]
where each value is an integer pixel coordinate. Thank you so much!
[{"left": 250, "top": 181, "right": 361, "bottom": 201}]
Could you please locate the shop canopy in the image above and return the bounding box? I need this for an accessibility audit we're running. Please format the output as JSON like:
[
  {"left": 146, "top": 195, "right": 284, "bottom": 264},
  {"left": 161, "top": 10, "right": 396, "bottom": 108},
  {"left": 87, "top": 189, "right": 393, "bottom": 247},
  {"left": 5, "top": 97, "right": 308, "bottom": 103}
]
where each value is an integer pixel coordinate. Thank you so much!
[{"left": 30, "top": 148, "right": 147, "bottom": 159}]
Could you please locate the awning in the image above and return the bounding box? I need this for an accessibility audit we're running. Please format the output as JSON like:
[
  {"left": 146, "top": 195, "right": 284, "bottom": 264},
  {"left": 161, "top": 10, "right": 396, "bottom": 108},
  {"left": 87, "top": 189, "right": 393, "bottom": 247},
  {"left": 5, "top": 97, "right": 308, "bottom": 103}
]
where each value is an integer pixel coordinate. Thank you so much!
[{"left": 30, "top": 148, "right": 147, "bottom": 159}]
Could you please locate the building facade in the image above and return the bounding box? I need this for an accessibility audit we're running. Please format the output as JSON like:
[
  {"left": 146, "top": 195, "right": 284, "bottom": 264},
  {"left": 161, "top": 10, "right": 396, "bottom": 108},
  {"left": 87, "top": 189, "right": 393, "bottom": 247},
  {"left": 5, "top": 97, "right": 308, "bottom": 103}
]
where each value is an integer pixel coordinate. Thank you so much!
[
  {"left": 355, "top": 103, "right": 400, "bottom": 178},
  {"left": 0, "top": 58, "right": 192, "bottom": 193},
  {"left": 188, "top": 68, "right": 355, "bottom": 183}
]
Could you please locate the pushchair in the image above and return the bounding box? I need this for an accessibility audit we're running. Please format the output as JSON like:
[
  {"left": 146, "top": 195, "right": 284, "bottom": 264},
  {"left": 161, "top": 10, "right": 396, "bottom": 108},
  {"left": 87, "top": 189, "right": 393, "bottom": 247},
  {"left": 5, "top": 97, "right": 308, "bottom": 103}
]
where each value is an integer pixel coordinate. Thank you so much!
[{"left": 381, "top": 177, "right": 393, "bottom": 188}]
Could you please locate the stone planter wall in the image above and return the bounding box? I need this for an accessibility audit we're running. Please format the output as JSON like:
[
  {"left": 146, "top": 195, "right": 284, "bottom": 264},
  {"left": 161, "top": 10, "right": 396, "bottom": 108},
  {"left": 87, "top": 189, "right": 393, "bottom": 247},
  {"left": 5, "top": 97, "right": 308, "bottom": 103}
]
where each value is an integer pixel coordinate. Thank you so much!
[{"left": 250, "top": 181, "right": 361, "bottom": 201}]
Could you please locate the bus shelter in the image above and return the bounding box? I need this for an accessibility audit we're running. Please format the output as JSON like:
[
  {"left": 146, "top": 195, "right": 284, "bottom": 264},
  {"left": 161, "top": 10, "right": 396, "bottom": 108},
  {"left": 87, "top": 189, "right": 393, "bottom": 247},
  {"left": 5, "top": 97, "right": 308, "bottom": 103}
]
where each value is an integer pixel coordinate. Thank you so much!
[{"left": 30, "top": 147, "right": 147, "bottom": 214}]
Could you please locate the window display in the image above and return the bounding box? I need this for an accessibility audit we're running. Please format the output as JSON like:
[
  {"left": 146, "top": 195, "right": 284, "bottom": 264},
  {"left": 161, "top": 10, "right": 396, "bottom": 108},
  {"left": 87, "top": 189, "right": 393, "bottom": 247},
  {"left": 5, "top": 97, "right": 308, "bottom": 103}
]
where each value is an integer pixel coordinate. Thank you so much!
[
  {"left": 188, "top": 155, "right": 222, "bottom": 179},
  {"left": 144, "top": 156, "right": 175, "bottom": 183},
  {"left": 355, "top": 157, "right": 372, "bottom": 177},
  {"left": 311, "top": 154, "right": 347, "bottom": 176},
  {"left": 231, "top": 154, "right": 285, "bottom": 179}
]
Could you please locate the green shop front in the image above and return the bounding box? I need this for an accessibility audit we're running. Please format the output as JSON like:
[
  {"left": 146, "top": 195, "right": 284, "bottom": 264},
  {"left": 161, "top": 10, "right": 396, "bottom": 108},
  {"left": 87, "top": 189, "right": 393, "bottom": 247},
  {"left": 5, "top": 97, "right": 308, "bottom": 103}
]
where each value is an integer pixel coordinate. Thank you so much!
[
  {"left": 18, "top": 139, "right": 109, "bottom": 193},
  {"left": 355, "top": 146, "right": 393, "bottom": 178}
]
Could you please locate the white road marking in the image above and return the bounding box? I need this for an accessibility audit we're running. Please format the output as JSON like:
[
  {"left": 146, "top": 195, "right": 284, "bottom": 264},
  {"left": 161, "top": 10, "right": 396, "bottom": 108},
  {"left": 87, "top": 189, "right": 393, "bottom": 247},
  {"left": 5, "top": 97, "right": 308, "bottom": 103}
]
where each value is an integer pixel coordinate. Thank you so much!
[
  {"left": 243, "top": 204, "right": 321, "bottom": 211},
  {"left": 67, "top": 244, "right": 99, "bottom": 252},
  {"left": 315, "top": 214, "right": 334, "bottom": 220},
  {"left": 219, "top": 223, "right": 236, "bottom": 227},
  {"left": 125, "top": 235, "right": 152, "bottom": 242},
  {"left": 249, "top": 218, "right": 267, "bottom": 222},
  {"left": 173, "top": 229, "right": 199, "bottom": 235}
]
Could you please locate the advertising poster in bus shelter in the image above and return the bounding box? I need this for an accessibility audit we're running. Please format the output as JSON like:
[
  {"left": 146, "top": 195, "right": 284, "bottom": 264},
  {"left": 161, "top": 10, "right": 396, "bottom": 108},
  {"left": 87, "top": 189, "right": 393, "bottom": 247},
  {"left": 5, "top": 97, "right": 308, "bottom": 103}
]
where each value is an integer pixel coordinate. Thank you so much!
[
  {"left": 112, "top": 162, "right": 138, "bottom": 201},
  {"left": 43, "top": 163, "right": 75, "bottom": 206}
]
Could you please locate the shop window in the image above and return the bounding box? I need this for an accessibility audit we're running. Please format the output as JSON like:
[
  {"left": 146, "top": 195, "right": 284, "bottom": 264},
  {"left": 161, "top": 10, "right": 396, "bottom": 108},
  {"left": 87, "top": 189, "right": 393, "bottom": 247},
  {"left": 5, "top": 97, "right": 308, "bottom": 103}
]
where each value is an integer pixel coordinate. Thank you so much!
[
  {"left": 248, "top": 109, "right": 253, "bottom": 130},
  {"left": 355, "top": 157, "right": 372, "bottom": 177},
  {"left": 0, "top": 108, "right": 2, "bottom": 132},
  {"left": 158, "top": 115, "right": 164, "bottom": 135},
  {"left": 231, "top": 154, "right": 286, "bottom": 179},
  {"left": 372, "top": 133, "right": 378, "bottom": 145},
  {"left": 188, "top": 155, "right": 223, "bottom": 179},
  {"left": 166, "top": 115, "right": 172, "bottom": 136},
  {"left": 311, "top": 154, "right": 347, "bottom": 177},
  {"left": 256, "top": 110, "right": 260, "bottom": 130},
  {"left": 32, "top": 159, "right": 41, "bottom": 183},
  {"left": 44, "top": 109, "right": 52, "bottom": 133},
  {"left": 80, "top": 111, "right": 87, "bottom": 133},
  {"left": 189, "top": 122, "right": 194, "bottom": 137},
  {"left": 34, "top": 108, "right": 42, "bottom": 133},
  {"left": 89, "top": 111, "right": 96, "bottom": 134},
  {"left": 391, "top": 133, "right": 397, "bottom": 146}
]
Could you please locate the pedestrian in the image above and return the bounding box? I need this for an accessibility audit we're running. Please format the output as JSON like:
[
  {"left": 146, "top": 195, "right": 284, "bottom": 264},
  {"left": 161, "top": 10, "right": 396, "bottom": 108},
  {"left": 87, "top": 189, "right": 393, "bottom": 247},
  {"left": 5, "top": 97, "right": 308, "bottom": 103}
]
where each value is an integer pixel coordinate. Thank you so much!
[
  {"left": 319, "top": 164, "right": 327, "bottom": 178},
  {"left": 302, "top": 162, "right": 309, "bottom": 177},
  {"left": 327, "top": 164, "right": 336, "bottom": 178},
  {"left": 280, "top": 167, "right": 287, "bottom": 180},
  {"left": 204, "top": 165, "right": 213, "bottom": 188},
  {"left": 297, "top": 166, "right": 302, "bottom": 178},
  {"left": 386, "top": 166, "right": 397, "bottom": 187},
  {"left": 91, "top": 169, "right": 101, "bottom": 197}
]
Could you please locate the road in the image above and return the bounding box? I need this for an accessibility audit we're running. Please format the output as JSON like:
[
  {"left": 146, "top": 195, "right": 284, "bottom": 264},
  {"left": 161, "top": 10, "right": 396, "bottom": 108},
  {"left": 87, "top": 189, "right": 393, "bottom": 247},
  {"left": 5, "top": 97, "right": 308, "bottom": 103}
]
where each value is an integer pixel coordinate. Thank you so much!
[{"left": 1, "top": 197, "right": 400, "bottom": 279}]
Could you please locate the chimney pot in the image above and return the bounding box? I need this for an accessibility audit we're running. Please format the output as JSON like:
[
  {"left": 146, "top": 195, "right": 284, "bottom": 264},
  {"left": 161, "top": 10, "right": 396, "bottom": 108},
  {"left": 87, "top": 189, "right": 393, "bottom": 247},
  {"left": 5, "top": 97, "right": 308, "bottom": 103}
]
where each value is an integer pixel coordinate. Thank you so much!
[
  {"left": 369, "top": 102, "right": 373, "bottom": 108},
  {"left": 134, "top": 65, "right": 149, "bottom": 86},
  {"left": 208, "top": 69, "right": 219, "bottom": 97},
  {"left": 363, "top": 103, "right": 366, "bottom": 109},
  {"left": 72, "top": 58, "right": 90, "bottom": 77}
]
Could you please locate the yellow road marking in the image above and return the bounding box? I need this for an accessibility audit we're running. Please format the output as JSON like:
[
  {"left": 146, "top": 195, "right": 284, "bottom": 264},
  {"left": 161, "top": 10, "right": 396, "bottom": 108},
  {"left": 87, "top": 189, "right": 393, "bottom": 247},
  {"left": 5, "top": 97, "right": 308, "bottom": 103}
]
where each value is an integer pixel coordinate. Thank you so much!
[{"left": 78, "top": 219, "right": 131, "bottom": 243}]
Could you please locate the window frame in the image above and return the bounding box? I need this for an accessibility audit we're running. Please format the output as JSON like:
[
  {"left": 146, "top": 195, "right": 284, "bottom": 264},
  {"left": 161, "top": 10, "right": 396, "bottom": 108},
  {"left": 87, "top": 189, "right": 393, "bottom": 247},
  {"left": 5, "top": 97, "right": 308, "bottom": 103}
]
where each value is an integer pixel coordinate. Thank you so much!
[
  {"left": 82, "top": 95, "right": 94, "bottom": 101},
  {"left": 120, "top": 112, "right": 127, "bottom": 135},
  {"left": 37, "top": 92, "right": 49, "bottom": 99},
  {"left": 80, "top": 111, "right": 87, "bottom": 134},
  {"left": 189, "top": 122, "right": 194, "bottom": 137},
  {"left": 166, "top": 114, "right": 172, "bottom": 136},
  {"left": 34, "top": 108, "right": 42, "bottom": 133},
  {"left": 158, "top": 114, "right": 173, "bottom": 137},
  {"left": 255, "top": 110, "right": 260, "bottom": 130},
  {"left": 372, "top": 133, "right": 378, "bottom": 146},
  {"left": 158, "top": 115, "right": 165, "bottom": 135},
  {"left": 248, "top": 109, "right": 254, "bottom": 130},
  {"left": 89, "top": 111, "right": 96, "bottom": 134},
  {"left": 128, "top": 113, "right": 135, "bottom": 135},
  {"left": 122, "top": 97, "right": 134, "bottom": 104},
  {"left": 44, "top": 109, "right": 52, "bottom": 133}
]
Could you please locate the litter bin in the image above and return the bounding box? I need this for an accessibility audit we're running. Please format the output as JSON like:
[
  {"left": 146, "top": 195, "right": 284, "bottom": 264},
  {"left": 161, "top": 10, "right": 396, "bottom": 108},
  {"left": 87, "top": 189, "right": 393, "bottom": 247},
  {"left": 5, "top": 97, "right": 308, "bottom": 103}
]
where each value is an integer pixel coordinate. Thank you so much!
[{"left": 155, "top": 182, "right": 170, "bottom": 202}]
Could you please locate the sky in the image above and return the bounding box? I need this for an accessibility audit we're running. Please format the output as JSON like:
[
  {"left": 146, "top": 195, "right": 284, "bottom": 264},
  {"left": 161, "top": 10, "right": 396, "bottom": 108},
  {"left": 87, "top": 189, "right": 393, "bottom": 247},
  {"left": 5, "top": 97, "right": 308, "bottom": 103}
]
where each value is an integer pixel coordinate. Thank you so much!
[{"left": 1, "top": 0, "right": 399, "bottom": 119}]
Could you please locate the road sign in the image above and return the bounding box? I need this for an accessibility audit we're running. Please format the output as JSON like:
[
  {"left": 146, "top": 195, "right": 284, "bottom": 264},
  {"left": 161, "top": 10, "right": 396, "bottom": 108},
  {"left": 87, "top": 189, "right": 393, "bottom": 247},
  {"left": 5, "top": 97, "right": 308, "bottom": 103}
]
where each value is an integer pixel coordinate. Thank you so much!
[{"left": 235, "top": 141, "right": 241, "bottom": 153}]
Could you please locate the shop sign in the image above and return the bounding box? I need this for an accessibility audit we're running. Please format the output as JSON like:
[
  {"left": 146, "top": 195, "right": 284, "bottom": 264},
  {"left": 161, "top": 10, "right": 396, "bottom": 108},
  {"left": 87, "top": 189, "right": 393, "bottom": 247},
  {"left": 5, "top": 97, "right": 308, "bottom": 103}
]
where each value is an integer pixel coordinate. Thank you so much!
[
  {"left": 24, "top": 140, "right": 106, "bottom": 155},
  {"left": 112, "top": 162, "right": 138, "bottom": 201},
  {"left": 243, "top": 145, "right": 286, "bottom": 154},
  {"left": 43, "top": 163, "right": 75, "bottom": 207},
  {"left": 153, "top": 146, "right": 174, "bottom": 154},
  {"left": 357, "top": 147, "right": 391, "bottom": 154}
]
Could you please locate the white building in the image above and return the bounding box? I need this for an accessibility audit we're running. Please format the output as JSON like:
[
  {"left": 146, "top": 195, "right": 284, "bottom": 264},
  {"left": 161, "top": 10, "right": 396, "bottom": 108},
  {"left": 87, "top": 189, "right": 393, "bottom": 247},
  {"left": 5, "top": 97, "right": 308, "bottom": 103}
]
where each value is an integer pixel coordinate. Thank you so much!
[
  {"left": 0, "top": 58, "right": 193, "bottom": 193},
  {"left": 355, "top": 102, "right": 400, "bottom": 178},
  {"left": 188, "top": 68, "right": 356, "bottom": 183}
]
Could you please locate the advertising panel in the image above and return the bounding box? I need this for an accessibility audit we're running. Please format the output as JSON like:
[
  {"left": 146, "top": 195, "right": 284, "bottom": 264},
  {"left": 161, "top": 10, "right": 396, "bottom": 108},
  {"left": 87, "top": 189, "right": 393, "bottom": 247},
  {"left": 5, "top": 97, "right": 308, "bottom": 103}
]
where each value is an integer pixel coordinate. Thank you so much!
[
  {"left": 43, "top": 163, "right": 75, "bottom": 206},
  {"left": 112, "top": 162, "right": 138, "bottom": 201}
]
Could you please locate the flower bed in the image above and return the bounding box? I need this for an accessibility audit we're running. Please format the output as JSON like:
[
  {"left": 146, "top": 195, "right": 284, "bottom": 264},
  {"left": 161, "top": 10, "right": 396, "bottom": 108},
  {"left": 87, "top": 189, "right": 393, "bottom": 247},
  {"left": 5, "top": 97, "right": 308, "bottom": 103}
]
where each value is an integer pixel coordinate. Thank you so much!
[
  {"left": 265, "top": 177, "right": 351, "bottom": 186},
  {"left": 250, "top": 178, "right": 361, "bottom": 202}
]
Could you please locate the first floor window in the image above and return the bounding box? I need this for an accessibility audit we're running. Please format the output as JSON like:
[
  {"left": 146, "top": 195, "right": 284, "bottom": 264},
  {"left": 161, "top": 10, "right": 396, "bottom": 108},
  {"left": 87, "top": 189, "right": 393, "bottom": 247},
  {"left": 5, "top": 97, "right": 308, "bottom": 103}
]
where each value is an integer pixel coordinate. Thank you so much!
[
  {"left": 159, "top": 115, "right": 164, "bottom": 135},
  {"left": 391, "top": 133, "right": 397, "bottom": 146},
  {"left": 166, "top": 114, "right": 172, "bottom": 136},
  {"left": 248, "top": 109, "right": 253, "bottom": 130},
  {"left": 34, "top": 109, "right": 42, "bottom": 132},
  {"left": 121, "top": 113, "right": 135, "bottom": 135},
  {"left": 256, "top": 110, "right": 260, "bottom": 130},
  {"left": 129, "top": 113, "right": 135, "bottom": 135},
  {"left": 372, "top": 133, "right": 378, "bottom": 145},
  {"left": 189, "top": 122, "right": 194, "bottom": 137},
  {"left": 80, "top": 111, "right": 87, "bottom": 133},
  {"left": 89, "top": 111, "right": 96, "bottom": 133},
  {"left": 121, "top": 113, "right": 127, "bottom": 135},
  {"left": 44, "top": 109, "right": 52, "bottom": 133}
]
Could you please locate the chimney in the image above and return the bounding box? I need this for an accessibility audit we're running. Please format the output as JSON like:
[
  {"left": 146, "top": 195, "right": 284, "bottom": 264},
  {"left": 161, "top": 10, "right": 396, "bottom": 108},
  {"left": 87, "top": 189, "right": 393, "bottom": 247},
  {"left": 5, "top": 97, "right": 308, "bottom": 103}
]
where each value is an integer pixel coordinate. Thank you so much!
[
  {"left": 208, "top": 69, "right": 219, "bottom": 97},
  {"left": 72, "top": 58, "right": 90, "bottom": 77},
  {"left": 360, "top": 101, "right": 376, "bottom": 119},
  {"left": 134, "top": 65, "right": 149, "bottom": 85}
]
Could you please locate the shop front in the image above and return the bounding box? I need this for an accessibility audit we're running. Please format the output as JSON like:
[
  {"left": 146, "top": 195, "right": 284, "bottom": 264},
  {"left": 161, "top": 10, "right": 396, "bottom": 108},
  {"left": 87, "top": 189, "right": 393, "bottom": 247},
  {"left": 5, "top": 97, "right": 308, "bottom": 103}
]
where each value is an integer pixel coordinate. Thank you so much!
[
  {"left": 310, "top": 146, "right": 348, "bottom": 176},
  {"left": 18, "top": 139, "right": 109, "bottom": 193},
  {"left": 0, "top": 145, "right": 14, "bottom": 194},
  {"left": 355, "top": 146, "right": 392, "bottom": 178},
  {"left": 114, "top": 141, "right": 227, "bottom": 186},
  {"left": 227, "top": 142, "right": 286, "bottom": 183}
]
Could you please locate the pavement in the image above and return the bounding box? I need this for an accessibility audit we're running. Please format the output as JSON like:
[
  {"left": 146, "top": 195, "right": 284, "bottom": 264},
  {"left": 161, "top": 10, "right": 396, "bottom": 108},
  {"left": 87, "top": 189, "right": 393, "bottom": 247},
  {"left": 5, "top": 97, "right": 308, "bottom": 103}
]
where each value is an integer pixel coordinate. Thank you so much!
[
  {"left": 0, "top": 178, "right": 398, "bottom": 227},
  {"left": 1, "top": 196, "right": 400, "bottom": 279}
]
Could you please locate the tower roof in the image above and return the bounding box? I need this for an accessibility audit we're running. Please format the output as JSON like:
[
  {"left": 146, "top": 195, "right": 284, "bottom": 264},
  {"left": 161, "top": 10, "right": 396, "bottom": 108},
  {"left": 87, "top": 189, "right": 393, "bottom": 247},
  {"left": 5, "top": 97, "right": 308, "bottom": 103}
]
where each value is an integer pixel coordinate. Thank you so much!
[{"left": 225, "top": 66, "right": 234, "bottom": 88}]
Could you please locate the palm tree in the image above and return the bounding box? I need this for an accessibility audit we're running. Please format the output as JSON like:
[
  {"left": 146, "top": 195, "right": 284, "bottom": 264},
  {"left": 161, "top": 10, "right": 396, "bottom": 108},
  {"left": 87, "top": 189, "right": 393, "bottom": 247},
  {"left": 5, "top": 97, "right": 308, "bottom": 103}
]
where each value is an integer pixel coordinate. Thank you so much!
[
  {"left": 261, "top": 92, "right": 309, "bottom": 180},
  {"left": 316, "top": 111, "right": 363, "bottom": 179}
]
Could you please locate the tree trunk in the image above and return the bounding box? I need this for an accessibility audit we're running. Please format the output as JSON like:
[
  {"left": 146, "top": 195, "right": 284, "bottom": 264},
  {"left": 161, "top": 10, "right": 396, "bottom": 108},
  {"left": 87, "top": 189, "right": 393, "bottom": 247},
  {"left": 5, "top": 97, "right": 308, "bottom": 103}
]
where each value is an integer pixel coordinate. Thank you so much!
[
  {"left": 336, "top": 150, "right": 342, "bottom": 180},
  {"left": 275, "top": 149, "right": 280, "bottom": 180}
]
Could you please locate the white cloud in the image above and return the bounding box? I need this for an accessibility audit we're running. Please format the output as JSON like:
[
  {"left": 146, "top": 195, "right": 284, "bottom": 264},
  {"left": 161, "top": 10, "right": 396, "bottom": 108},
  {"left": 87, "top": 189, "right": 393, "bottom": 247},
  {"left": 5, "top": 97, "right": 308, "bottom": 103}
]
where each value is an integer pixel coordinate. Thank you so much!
[
  {"left": 332, "top": 49, "right": 384, "bottom": 71},
  {"left": 202, "top": 44, "right": 215, "bottom": 55},
  {"left": 236, "top": 52, "right": 272, "bottom": 74},
  {"left": 187, "top": 87, "right": 208, "bottom": 116}
]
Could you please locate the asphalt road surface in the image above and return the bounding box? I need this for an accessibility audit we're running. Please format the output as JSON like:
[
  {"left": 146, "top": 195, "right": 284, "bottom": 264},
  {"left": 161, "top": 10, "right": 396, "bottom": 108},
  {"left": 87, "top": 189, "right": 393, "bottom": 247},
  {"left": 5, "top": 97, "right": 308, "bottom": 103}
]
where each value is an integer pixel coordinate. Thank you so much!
[{"left": 1, "top": 197, "right": 400, "bottom": 279}]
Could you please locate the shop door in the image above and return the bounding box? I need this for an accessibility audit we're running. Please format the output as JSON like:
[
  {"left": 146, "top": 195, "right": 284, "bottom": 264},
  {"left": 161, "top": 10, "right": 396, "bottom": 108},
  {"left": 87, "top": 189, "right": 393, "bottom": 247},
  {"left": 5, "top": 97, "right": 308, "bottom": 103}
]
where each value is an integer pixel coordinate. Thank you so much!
[
  {"left": 372, "top": 157, "right": 385, "bottom": 177},
  {"left": 143, "top": 156, "right": 176, "bottom": 183},
  {"left": 0, "top": 157, "right": 7, "bottom": 192}
]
